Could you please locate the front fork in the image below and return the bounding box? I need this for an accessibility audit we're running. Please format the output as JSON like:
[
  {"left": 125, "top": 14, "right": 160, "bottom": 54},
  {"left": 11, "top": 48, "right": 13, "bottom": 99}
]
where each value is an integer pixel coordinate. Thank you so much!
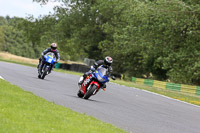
[
  {"left": 39, "top": 63, "right": 46, "bottom": 75},
  {"left": 89, "top": 81, "right": 100, "bottom": 95}
]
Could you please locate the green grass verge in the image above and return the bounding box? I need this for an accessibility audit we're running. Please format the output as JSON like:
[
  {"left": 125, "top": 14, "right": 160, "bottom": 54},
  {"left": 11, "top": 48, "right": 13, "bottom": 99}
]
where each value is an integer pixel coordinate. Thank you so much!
[
  {"left": 0, "top": 79, "right": 126, "bottom": 133},
  {"left": 0, "top": 58, "right": 37, "bottom": 68}
]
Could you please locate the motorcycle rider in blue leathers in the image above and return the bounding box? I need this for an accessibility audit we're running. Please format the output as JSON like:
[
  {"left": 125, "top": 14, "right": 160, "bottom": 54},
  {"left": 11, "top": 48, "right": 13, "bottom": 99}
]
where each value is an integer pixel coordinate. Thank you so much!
[
  {"left": 78, "top": 56, "right": 113, "bottom": 89},
  {"left": 37, "top": 43, "right": 60, "bottom": 73}
]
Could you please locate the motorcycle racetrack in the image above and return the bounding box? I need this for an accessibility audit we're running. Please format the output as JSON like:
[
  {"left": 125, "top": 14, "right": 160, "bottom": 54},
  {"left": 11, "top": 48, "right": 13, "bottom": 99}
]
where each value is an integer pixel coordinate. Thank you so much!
[{"left": 0, "top": 61, "right": 200, "bottom": 133}]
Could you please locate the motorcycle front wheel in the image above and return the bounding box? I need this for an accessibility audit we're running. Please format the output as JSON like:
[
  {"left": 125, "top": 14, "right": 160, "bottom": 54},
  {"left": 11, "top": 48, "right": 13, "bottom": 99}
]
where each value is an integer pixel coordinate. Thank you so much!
[
  {"left": 83, "top": 84, "right": 97, "bottom": 99},
  {"left": 40, "top": 64, "right": 47, "bottom": 79}
]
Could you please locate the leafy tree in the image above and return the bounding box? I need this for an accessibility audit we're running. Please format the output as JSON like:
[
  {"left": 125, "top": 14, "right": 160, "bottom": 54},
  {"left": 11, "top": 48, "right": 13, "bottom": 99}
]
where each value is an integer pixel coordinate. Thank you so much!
[
  {"left": 0, "top": 16, "right": 36, "bottom": 58},
  {"left": 13, "top": 0, "right": 200, "bottom": 85},
  {"left": 0, "top": 27, "right": 5, "bottom": 51}
]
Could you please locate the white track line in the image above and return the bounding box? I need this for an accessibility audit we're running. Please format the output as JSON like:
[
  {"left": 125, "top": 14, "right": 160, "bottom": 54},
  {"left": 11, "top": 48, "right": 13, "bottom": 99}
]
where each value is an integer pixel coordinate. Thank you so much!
[
  {"left": 141, "top": 89, "right": 200, "bottom": 108},
  {"left": 0, "top": 75, "right": 4, "bottom": 80},
  {"left": 110, "top": 82, "right": 200, "bottom": 108}
]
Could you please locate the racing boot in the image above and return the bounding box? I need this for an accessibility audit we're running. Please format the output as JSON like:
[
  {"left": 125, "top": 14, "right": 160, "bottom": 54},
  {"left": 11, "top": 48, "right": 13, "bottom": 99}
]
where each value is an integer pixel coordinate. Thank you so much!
[
  {"left": 37, "top": 62, "right": 40, "bottom": 69},
  {"left": 78, "top": 76, "right": 84, "bottom": 86},
  {"left": 37, "top": 58, "right": 42, "bottom": 69},
  {"left": 102, "top": 84, "right": 106, "bottom": 91},
  {"left": 78, "top": 72, "right": 90, "bottom": 86}
]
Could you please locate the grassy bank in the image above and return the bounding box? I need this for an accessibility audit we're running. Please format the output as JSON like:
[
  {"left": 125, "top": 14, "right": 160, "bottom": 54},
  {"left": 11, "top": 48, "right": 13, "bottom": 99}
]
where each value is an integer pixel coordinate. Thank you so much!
[{"left": 0, "top": 79, "right": 126, "bottom": 133}]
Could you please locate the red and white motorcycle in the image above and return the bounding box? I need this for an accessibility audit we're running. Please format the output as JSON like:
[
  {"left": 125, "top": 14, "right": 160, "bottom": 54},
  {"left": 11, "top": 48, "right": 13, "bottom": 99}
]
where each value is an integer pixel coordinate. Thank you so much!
[{"left": 77, "top": 66, "right": 115, "bottom": 99}]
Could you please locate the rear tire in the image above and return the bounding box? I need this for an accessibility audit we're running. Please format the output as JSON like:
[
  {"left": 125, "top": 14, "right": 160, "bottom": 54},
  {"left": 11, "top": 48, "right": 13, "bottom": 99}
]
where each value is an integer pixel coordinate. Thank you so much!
[
  {"left": 77, "top": 90, "right": 84, "bottom": 98},
  {"left": 83, "top": 85, "right": 97, "bottom": 99}
]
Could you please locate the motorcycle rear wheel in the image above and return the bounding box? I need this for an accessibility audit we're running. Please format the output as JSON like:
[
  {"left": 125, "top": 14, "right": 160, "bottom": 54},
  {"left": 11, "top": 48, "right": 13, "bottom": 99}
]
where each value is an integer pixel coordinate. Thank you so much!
[{"left": 77, "top": 90, "right": 84, "bottom": 98}]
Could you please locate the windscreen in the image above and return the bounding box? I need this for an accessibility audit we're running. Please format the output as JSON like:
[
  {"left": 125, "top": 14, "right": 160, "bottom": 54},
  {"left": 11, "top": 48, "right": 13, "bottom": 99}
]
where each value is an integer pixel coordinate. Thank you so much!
[
  {"left": 46, "top": 52, "right": 56, "bottom": 59},
  {"left": 98, "top": 66, "right": 109, "bottom": 76}
]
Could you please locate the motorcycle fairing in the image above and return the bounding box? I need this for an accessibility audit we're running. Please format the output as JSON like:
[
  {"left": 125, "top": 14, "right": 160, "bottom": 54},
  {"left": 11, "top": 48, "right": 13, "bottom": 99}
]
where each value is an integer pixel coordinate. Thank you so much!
[
  {"left": 89, "top": 81, "right": 100, "bottom": 95},
  {"left": 80, "top": 75, "right": 92, "bottom": 94},
  {"left": 44, "top": 54, "right": 56, "bottom": 64},
  {"left": 94, "top": 69, "right": 109, "bottom": 83}
]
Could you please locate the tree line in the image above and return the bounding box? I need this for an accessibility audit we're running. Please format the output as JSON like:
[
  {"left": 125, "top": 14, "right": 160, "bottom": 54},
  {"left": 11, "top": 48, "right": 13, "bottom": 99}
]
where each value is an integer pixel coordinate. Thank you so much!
[{"left": 0, "top": 0, "right": 200, "bottom": 85}]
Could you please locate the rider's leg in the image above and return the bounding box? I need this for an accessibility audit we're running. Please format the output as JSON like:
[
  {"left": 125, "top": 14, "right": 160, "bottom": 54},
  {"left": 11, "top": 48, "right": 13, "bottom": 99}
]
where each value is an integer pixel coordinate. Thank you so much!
[
  {"left": 78, "top": 76, "right": 84, "bottom": 85},
  {"left": 100, "top": 83, "right": 106, "bottom": 91},
  {"left": 48, "top": 63, "right": 55, "bottom": 74},
  {"left": 78, "top": 71, "right": 90, "bottom": 85},
  {"left": 37, "top": 58, "right": 42, "bottom": 68},
  {"left": 39, "top": 58, "right": 45, "bottom": 71}
]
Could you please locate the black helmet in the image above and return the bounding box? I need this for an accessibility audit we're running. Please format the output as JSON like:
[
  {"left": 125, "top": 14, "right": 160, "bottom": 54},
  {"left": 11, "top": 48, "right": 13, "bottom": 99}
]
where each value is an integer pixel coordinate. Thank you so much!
[{"left": 104, "top": 56, "right": 113, "bottom": 66}]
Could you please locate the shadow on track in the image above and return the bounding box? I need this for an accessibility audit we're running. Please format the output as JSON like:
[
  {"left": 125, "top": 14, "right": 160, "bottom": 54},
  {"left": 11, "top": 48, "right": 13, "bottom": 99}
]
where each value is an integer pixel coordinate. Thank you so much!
[
  {"left": 31, "top": 76, "right": 53, "bottom": 82},
  {"left": 64, "top": 94, "right": 109, "bottom": 104}
]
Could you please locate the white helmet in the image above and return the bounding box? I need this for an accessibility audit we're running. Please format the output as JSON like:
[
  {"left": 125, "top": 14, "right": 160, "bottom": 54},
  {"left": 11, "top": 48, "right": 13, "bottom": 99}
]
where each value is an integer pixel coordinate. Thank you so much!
[
  {"left": 51, "top": 43, "right": 57, "bottom": 50},
  {"left": 104, "top": 56, "right": 113, "bottom": 66}
]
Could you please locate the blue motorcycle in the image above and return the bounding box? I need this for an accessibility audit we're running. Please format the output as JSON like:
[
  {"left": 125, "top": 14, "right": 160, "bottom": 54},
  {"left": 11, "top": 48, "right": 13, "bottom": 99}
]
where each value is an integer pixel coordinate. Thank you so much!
[{"left": 38, "top": 52, "right": 56, "bottom": 79}]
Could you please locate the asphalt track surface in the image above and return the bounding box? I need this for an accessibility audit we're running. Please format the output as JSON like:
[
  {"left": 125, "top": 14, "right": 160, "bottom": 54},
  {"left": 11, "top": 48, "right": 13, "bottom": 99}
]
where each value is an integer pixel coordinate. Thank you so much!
[{"left": 1, "top": 61, "right": 200, "bottom": 133}]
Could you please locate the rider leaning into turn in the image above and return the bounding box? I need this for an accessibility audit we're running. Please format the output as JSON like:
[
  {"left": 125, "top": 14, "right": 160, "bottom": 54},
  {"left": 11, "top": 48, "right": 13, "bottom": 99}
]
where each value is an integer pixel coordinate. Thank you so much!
[
  {"left": 78, "top": 56, "right": 113, "bottom": 89},
  {"left": 37, "top": 43, "right": 60, "bottom": 73}
]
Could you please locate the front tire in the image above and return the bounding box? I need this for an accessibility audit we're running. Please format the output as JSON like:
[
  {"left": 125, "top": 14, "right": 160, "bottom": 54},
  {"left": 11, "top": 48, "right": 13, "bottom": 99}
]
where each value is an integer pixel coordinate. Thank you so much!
[
  {"left": 83, "top": 85, "right": 97, "bottom": 99},
  {"left": 41, "top": 72, "right": 46, "bottom": 79},
  {"left": 41, "top": 65, "right": 49, "bottom": 79}
]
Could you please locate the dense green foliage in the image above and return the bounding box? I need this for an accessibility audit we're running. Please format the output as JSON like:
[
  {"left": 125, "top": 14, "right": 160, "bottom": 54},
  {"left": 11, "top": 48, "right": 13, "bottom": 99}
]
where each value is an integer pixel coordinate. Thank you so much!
[
  {"left": 1, "top": 0, "right": 200, "bottom": 85},
  {"left": 0, "top": 16, "right": 36, "bottom": 58}
]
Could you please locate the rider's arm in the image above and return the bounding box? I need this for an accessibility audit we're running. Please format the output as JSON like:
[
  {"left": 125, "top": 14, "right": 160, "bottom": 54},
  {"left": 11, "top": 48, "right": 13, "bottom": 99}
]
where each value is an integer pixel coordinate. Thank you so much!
[
  {"left": 41, "top": 48, "right": 50, "bottom": 56},
  {"left": 108, "top": 66, "right": 113, "bottom": 76},
  {"left": 93, "top": 60, "right": 104, "bottom": 69},
  {"left": 56, "top": 50, "right": 60, "bottom": 62},
  {"left": 90, "top": 60, "right": 103, "bottom": 72},
  {"left": 109, "top": 66, "right": 113, "bottom": 73},
  {"left": 90, "top": 65, "right": 95, "bottom": 72}
]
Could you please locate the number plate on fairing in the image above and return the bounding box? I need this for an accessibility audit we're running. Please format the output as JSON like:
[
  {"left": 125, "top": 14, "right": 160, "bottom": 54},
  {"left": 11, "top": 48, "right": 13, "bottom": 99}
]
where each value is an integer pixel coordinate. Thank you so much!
[
  {"left": 83, "top": 78, "right": 90, "bottom": 86},
  {"left": 48, "top": 58, "right": 53, "bottom": 63}
]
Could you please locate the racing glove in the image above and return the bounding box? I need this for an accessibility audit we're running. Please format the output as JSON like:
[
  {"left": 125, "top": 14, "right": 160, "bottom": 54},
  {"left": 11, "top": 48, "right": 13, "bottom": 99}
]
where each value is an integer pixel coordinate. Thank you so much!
[{"left": 90, "top": 66, "right": 96, "bottom": 72}]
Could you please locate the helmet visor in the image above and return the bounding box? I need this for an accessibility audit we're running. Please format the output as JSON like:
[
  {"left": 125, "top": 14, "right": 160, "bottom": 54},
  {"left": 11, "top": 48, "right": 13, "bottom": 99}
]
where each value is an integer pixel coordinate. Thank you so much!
[{"left": 51, "top": 46, "right": 57, "bottom": 50}]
